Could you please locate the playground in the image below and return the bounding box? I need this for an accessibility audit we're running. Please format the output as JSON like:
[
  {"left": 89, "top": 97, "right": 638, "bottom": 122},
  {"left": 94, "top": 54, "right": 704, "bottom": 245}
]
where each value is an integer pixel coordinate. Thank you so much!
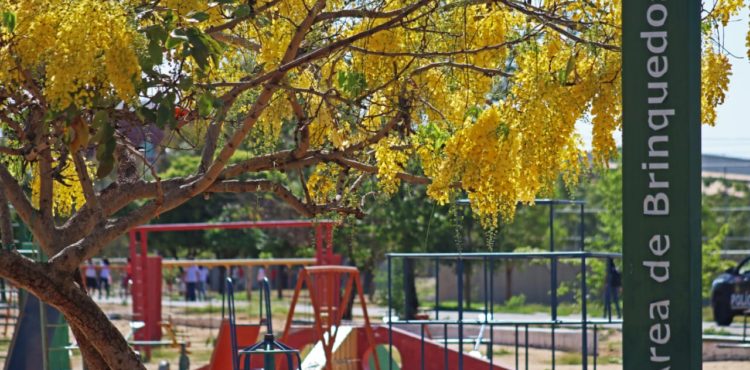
[
  {"left": 3, "top": 0, "right": 750, "bottom": 368},
  {"left": 3, "top": 216, "right": 750, "bottom": 370}
]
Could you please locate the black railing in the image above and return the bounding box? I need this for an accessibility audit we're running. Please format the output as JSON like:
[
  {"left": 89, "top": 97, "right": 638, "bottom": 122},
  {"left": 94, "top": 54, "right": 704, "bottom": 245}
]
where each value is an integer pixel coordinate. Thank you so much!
[{"left": 386, "top": 251, "right": 622, "bottom": 370}]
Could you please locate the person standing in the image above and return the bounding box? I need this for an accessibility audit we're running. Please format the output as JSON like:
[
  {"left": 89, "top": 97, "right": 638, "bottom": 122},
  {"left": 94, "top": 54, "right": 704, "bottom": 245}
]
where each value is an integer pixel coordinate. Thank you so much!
[
  {"left": 198, "top": 266, "right": 209, "bottom": 301},
  {"left": 121, "top": 257, "right": 133, "bottom": 300},
  {"left": 603, "top": 258, "right": 622, "bottom": 319},
  {"left": 184, "top": 263, "right": 199, "bottom": 302},
  {"left": 85, "top": 259, "right": 98, "bottom": 295},
  {"left": 98, "top": 259, "right": 111, "bottom": 299}
]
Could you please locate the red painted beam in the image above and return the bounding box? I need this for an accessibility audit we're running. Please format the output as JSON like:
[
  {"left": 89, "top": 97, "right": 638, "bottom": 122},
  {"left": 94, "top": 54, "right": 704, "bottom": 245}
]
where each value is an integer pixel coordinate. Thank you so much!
[{"left": 132, "top": 220, "right": 337, "bottom": 232}]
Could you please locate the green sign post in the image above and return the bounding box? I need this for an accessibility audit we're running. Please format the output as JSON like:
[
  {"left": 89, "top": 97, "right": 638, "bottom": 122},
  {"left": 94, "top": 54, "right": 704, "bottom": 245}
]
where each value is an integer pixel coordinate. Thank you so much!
[{"left": 622, "top": 1, "right": 702, "bottom": 369}]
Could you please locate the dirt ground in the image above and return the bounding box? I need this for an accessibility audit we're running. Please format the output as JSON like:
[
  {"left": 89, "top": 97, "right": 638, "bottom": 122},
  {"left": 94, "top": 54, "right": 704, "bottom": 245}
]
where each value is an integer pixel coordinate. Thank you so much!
[
  {"left": 4, "top": 296, "right": 749, "bottom": 370},
  {"left": 64, "top": 320, "right": 750, "bottom": 370}
]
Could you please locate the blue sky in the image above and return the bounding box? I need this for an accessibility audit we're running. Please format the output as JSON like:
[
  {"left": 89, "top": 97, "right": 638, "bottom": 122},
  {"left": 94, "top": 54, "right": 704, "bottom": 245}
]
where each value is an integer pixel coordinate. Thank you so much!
[
  {"left": 705, "top": 17, "right": 750, "bottom": 159},
  {"left": 578, "top": 16, "right": 750, "bottom": 159}
]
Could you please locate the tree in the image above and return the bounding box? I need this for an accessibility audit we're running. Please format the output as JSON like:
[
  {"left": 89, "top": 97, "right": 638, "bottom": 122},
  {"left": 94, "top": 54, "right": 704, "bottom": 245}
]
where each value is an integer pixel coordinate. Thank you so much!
[
  {"left": 0, "top": 1, "right": 743, "bottom": 368},
  {"left": 582, "top": 162, "right": 735, "bottom": 300}
]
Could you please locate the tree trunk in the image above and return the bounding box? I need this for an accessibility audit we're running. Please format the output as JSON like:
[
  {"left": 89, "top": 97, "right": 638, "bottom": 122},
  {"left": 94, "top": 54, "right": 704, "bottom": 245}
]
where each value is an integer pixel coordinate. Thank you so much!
[
  {"left": 0, "top": 250, "right": 145, "bottom": 369},
  {"left": 70, "top": 323, "right": 110, "bottom": 370},
  {"left": 364, "top": 266, "right": 374, "bottom": 302},
  {"left": 403, "top": 258, "right": 419, "bottom": 319}
]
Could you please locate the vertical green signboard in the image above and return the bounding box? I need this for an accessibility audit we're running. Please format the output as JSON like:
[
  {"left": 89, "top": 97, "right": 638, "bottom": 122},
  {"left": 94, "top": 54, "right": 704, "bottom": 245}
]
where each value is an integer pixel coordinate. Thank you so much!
[{"left": 622, "top": 1, "right": 702, "bottom": 369}]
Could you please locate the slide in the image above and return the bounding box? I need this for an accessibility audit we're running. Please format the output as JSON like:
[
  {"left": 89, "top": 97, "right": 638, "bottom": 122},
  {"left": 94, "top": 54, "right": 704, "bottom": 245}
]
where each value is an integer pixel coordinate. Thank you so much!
[
  {"left": 3, "top": 293, "right": 70, "bottom": 370},
  {"left": 203, "top": 319, "right": 261, "bottom": 370},
  {"left": 370, "top": 326, "right": 511, "bottom": 370}
]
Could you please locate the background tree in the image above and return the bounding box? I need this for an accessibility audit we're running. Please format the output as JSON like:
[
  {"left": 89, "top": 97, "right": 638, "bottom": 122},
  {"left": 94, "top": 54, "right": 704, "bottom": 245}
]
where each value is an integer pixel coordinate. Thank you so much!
[{"left": 0, "top": 0, "right": 744, "bottom": 368}]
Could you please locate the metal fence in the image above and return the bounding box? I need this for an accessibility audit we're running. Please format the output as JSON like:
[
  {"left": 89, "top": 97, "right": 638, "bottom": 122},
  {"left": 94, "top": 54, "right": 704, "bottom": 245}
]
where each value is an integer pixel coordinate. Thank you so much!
[{"left": 385, "top": 251, "right": 622, "bottom": 370}]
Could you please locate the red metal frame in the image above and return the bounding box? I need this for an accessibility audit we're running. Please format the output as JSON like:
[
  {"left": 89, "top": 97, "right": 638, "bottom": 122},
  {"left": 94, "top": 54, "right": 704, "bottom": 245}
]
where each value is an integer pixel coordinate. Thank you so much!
[
  {"left": 127, "top": 220, "right": 338, "bottom": 341},
  {"left": 282, "top": 266, "right": 381, "bottom": 370}
]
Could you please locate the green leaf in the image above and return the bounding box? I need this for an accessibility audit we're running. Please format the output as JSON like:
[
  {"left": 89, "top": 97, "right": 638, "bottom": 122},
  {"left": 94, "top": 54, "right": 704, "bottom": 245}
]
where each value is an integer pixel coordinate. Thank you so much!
[
  {"left": 188, "top": 11, "right": 210, "bottom": 23},
  {"left": 93, "top": 119, "right": 116, "bottom": 178},
  {"left": 147, "top": 39, "right": 163, "bottom": 66},
  {"left": 337, "top": 71, "right": 346, "bottom": 88},
  {"left": 166, "top": 36, "right": 186, "bottom": 49},
  {"left": 92, "top": 110, "right": 109, "bottom": 130},
  {"left": 186, "top": 28, "right": 224, "bottom": 71},
  {"left": 156, "top": 101, "right": 176, "bottom": 128},
  {"left": 95, "top": 143, "right": 116, "bottom": 178},
  {"left": 336, "top": 70, "right": 367, "bottom": 98},
  {"left": 233, "top": 4, "right": 252, "bottom": 18},
  {"left": 197, "top": 93, "right": 214, "bottom": 117},
  {"left": 137, "top": 106, "right": 157, "bottom": 123},
  {"left": 2, "top": 11, "right": 16, "bottom": 33},
  {"left": 561, "top": 54, "right": 575, "bottom": 85},
  {"left": 143, "top": 24, "right": 168, "bottom": 43},
  {"left": 166, "top": 29, "right": 189, "bottom": 49}
]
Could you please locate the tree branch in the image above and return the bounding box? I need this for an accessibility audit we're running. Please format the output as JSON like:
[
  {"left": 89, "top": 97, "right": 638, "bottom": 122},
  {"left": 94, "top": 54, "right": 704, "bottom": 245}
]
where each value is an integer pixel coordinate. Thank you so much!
[
  {"left": 0, "top": 146, "right": 23, "bottom": 156},
  {"left": 288, "top": 91, "right": 310, "bottom": 158},
  {"left": 198, "top": 120, "right": 223, "bottom": 173},
  {"left": 207, "top": 180, "right": 317, "bottom": 217},
  {"left": 211, "top": 32, "right": 261, "bottom": 51},
  {"left": 0, "top": 188, "right": 14, "bottom": 248},
  {"left": 204, "top": 0, "right": 281, "bottom": 34},
  {"left": 412, "top": 61, "right": 512, "bottom": 78},
  {"left": 72, "top": 150, "right": 101, "bottom": 214},
  {"left": 69, "top": 323, "right": 111, "bottom": 370},
  {"left": 217, "top": 0, "right": 432, "bottom": 101},
  {"left": 0, "top": 162, "right": 44, "bottom": 243}
]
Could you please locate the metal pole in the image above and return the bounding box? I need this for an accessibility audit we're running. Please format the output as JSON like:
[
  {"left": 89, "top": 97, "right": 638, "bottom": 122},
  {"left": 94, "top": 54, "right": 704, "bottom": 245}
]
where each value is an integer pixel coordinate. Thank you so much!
[
  {"left": 581, "top": 253, "right": 588, "bottom": 370},
  {"left": 483, "top": 257, "right": 488, "bottom": 321},
  {"left": 387, "top": 256, "right": 393, "bottom": 370},
  {"left": 457, "top": 258, "right": 464, "bottom": 370},
  {"left": 552, "top": 324, "right": 556, "bottom": 369},
  {"left": 489, "top": 258, "right": 495, "bottom": 314},
  {"left": 581, "top": 204, "right": 588, "bottom": 370},
  {"left": 525, "top": 324, "right": 529, "bottom": 370},
  {"left": 435, "top": 259, "right": 440, "bottom": 320},
  {"left": 550, "top": 204, "right": 558, "bottom": 321},
  {"left": 421, "top": 324, "right": 425, "bottom": 370},
  {"left": 443, "top": 323, "right": 448, "bottom": 370},
  {"left": 515, "top": 325, "right": 519, "bottom": 370},
  {"left": 489, "top": 322, "right": 494, "bottom": 368}
]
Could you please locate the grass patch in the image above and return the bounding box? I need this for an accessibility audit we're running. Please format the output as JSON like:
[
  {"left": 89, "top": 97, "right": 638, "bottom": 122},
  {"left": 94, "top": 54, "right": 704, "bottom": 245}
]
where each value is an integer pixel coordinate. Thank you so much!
[
  {"left": 430, "top": 296, "right": 591, "bottom": 317},
  {"left": 555, "top": 353, "right": 622, "bottom": 366},
  {"left": 183, "top": 305, "right": 222, "bottom": 315},
  {"left": 703, "top": 327, "right": 733, "bottom": 336},
  {"left": 492, "top": 347, "right": 513, "bottom": 356},
  {"left": 557, "top": 352, "right": 583, "bottom": 365}
]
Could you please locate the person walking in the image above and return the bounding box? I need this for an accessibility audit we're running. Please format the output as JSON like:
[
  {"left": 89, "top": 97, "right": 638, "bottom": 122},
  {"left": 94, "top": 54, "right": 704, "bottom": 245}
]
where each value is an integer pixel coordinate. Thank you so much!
[
  {"left": 98, "top": 259, "right": 111, "bottom": 299},
  {"left": 184, "top": 263, "right": 199, "bottom": 302},
  {"left": 85, "top": 259, "right": 98, "bottom": 296},
  {"left": 603, "top": 258, "right": 622, "bottom": 319}
]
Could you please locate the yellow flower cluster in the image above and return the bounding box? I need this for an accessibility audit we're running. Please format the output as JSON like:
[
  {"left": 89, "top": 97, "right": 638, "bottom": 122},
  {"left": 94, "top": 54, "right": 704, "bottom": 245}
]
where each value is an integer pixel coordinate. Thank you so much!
[
  {"left": 374, "top": 137, "right": 409, "bottom": 195},
  {"left": 191, "top": 0, "right": 735, "bottom": 227},
  {"left": 702, "top": 48, "right": 732, "bottom": 126},
  {"left": 306, "top": 163, "right": 340, "bottom": 203},
  {"left": 1, "top": 0, "right": 140, "bottom": 109},
  {"left": 710, "top": 0, "right": 745, "bottom": 26},
  {"left": 30, "top": 157, "right": 87, "bottom": 217}
]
